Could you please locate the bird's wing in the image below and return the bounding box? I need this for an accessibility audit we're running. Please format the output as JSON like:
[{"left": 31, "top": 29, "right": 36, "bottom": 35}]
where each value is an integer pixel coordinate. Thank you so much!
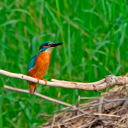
[{"left": 28, "top": 53, "right": 39, "bottom": 72}]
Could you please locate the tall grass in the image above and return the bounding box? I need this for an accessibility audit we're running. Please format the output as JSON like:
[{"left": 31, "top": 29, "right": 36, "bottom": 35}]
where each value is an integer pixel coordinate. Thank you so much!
[{"left": 0, "top": 0, "right": 128, "bottom": 127}]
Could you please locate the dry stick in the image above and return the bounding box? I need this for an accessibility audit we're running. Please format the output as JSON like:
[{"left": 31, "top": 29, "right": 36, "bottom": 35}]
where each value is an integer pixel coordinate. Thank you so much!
[
  {"left": 51, "top": 115, "right": 56, "bottom": 128},
  {"left": 1, "top": 69, "right": 128, "bottom": 91},
  {"left": 57, "top": 124, "right": 61, "bottom": 128},
  {"left": 62, "top": 113, "right": 90, "bottom": 123},
  {"left": 98, "top": 97, "right": 105, "bottom": 127},
  {"left": 38, "top": 114, "right": 53, "bottom": 117},
  {"left": 76, "top": 96, "right": 81, "bottom": 108},
  {"left": 4, "top": 85, "right": 75, "bottom": 108},
  {"left": 98, "top": 97, "right": 104, "bottom": 119},
  {"left": 94, "top": 113, "right": 121, "bottom": 121},
  {"left": 80, "top": 97, "right": 100, "bottom": 100},
  {"left": 54, "top": 98, "right": 127, "bottom": 113},
  {"left": 94, "top": 113, "right": 121, "bottom": 118},
  {"left": 51, "top": 78, "right": 105, "bottom": 85},
  {"left": 75, "top": 96, "right": 81, "bottom": 115},
  {"left": 71, "top": 98, "right": 127, "bottom": 112},
  {"left": 77, "top": 119, "right": 97, "bottom": 128}
]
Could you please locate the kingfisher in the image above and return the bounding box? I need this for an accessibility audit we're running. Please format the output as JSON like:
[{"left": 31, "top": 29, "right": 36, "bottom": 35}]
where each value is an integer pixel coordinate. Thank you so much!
[{"left": 28, "top": 41, "right": 63, "bottom": 94}]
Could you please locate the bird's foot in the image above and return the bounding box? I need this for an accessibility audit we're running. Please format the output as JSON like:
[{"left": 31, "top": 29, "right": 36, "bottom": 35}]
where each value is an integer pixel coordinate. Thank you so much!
[
  {"left": 35, "top": 78, "right": 39, "bottom": 83},
  {"left": 42, "top": 79, "right": 47, "bottom": 85}
]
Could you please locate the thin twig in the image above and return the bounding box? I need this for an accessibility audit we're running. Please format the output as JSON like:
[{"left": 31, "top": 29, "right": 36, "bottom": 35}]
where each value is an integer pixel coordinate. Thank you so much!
[
  {"left": 76, "top": 96, "right": 81, "bottom": 108},
  {"left": 94, "top": 113, "right": 121, "bottom": 120},
  {"left": 38, "top": 114, "right": 53, "bottom": 117},
  {"left": 54, "top": 98, "right": 127, "bottom": 113},
  {"left": 51, "top": 115, "right": 56, "bottom": 128},
  {"left": 98, "top": 97, "right": 104, "bottom": 119},
  {"left": 71, "top": 98, "right": 127, "bottom": 112},
  {"left": 62, "top": 113, "right": 89, "bottom": 123},
  {"left": 57, "top": 124, "right": 61, "bottom": 128},
  {"left": 80, "top": 97, "right": 100, "bottom": 100},
  {"left": 94, "top": 113, "right": 121, "bottom": 118},
  {"left": 75, "top": 96, "right": 81, "bottom": 115},
  {"left": 4, "top": 85, "right": 75, "bottom": 108}
]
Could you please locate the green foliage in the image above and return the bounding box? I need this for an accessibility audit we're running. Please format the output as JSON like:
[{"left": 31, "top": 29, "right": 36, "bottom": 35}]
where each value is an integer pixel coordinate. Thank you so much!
[{"left": 0, "top": 0, "right": 128, "bottom": 127}]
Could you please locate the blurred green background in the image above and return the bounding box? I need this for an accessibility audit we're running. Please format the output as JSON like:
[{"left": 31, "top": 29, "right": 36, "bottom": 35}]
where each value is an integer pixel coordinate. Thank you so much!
[{"left": 0, "top": 0, "right": 128, "bottom": 127}]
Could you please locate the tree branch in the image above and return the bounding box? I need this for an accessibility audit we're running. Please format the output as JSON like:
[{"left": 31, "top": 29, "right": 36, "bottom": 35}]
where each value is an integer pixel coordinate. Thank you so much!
[
  {"left": 0, "top": 69, "right": 128, "bottom": 91},
  {"left": 4, "top": 85, "right": 75, "bottom": 108}
]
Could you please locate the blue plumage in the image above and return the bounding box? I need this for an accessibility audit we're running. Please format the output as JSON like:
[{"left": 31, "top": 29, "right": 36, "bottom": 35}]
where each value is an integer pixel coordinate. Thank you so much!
[
  {"left": 28, "top": 41, "right": 53, "bottom": 73},
  {"left": 28, "top": 41, "right": 60, "bottom": 73},
  {"left": 28, "top": 53, "right": 39, "bottom": 72},
  {"left": 39, "top": 47, "right": 50, "bottom": 53},
  {"left": 39, "top": 41, "right": 53, "bottom": 50},
  {"left": 27, "top": 41, "right": 63, "bottom": 94}
]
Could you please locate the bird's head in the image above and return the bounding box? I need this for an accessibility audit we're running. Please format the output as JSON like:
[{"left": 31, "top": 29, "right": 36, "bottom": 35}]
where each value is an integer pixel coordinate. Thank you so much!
[{"left": 39, "top": 41, "right": 62, "bottom": 53}]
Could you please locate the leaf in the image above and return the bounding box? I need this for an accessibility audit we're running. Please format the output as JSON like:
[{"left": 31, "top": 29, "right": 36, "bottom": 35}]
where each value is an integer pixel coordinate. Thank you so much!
[
  {"left": 6, "top": 117, "right": 18, "bottom": 128},
  {"left": 3, "top": 94, "right": 17, "bottom": 101},
  {"left": 12, "top": 9, "right": 31, "bottom": 16},
  {"left": 1, "top": 20, "right": 20, "bottom": 27}
]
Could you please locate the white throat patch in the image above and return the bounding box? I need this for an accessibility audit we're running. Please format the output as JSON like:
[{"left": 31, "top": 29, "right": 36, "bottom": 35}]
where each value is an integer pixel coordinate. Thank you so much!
[{"left": 44, "top": 47, "right": 54, "bottom": 53}]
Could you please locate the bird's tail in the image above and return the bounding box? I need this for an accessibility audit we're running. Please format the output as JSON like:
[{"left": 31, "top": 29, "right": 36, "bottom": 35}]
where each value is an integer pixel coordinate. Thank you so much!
[{"left": 29, "top": 82, "right": 36, "bottom": 94}]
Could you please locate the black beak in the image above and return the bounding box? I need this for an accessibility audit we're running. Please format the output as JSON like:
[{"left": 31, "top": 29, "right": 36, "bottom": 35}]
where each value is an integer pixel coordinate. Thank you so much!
[{"left": 50, "top": 42, "right": 63, "bottom": 47}]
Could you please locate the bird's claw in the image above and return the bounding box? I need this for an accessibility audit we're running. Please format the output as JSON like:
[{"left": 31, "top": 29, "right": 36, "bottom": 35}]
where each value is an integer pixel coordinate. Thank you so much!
[
  {"left": 35, "top": 78, "right": 47, "bottom": 85},
  {"left": 42, "top": 79, "right": 47, "bottom": 85},
  {"left": 36, "top": 78, "right": 39, "bottom": 83}
]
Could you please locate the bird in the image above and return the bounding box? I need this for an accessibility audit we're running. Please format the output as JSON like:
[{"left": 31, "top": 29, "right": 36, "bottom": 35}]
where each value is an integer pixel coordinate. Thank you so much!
[{"left": 27, "top": 41, "right": 63, "bottom": 94}]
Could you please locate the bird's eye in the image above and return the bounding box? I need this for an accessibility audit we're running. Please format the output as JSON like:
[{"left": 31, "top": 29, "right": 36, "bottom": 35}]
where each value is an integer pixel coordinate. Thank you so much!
[
  {"left": 45, "top": 43, "right": 49, "bottom": 46},
  {"left": 48, "top": 43, "right": 52, "bottom": 46}
]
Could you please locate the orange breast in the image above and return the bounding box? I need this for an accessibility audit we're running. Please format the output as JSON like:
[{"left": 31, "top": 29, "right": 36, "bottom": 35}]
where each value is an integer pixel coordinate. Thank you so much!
[{"left": 28, "top": 52, "right": 51, "bottom": 79}]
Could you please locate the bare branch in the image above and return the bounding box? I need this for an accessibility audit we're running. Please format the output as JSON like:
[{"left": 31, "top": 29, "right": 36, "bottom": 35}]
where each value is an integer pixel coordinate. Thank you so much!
[
  {"left": 1, "top": 69, "right": 128, "bottom": 91},
  {"left": 4, "top": 85, "right": 75, "bottom": 108},
  {"left": 51, "top": 78, "right": 105, "bottom": 85}
]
